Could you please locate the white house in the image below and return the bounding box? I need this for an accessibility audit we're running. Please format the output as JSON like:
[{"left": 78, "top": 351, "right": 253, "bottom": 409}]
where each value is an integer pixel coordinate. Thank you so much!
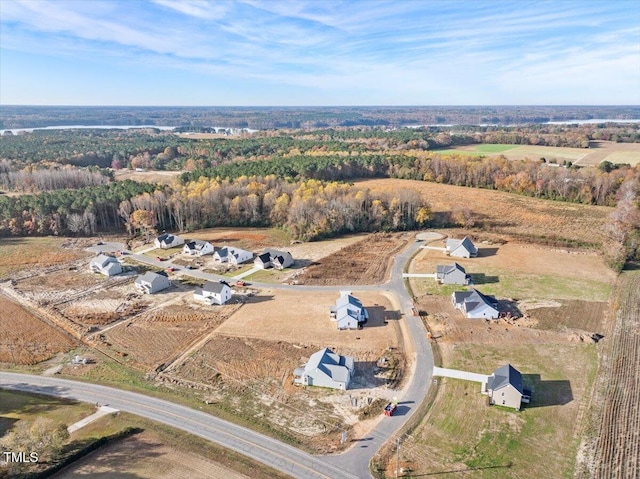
[
  {"left": 436, "top": 263, "right": 470, "bottom": 285},
  {"left": 446, "top": 236, "right": 478, "bottom": 258},
  {"left": 135, "top": 271, "right": 170, "bottom": 294},
  {"left": 254, "top": 249, "right": 294, "bottom": 270},
  {"left": 213, "top": 246, "right": 253, "bottom": 265},
  {"left": 487, "top": 364, "right": 526, "bottom": 410},
  {"left": 89, "top": 254, "right": 122, "bottom": 276},
  {"left": 154, "top": 233, "right": 184, "bottom": 249},
  {"left": 330, "top": 292, "right": 369, "bottom": 330},
  {"left": 193, "top": 281, "right": 232, "bottom": 305},
  {"left": 293, "top": 348, "right": 354, "bottom": 390},
  {"left": 183, "top": 240, "right": 214, "bottom": 256},
  {"left": 452, "top": 289, "right": 499, "bottom": 319}
]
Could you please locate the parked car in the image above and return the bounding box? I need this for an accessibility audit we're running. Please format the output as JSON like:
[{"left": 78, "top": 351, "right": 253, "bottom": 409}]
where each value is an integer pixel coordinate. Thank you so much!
[{"left": 235, "top": 280, "right": 247, "bottom": 286}]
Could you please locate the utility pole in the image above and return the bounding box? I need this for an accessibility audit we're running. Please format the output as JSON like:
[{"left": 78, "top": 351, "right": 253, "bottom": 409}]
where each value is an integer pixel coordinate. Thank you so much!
[{"left": 395, "top": 437, "right": 400, "bottom": 478}]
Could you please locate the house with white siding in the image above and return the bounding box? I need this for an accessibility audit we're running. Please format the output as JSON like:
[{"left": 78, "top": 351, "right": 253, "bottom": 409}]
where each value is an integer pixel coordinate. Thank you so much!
[
  {"left": 193, "top": 281, "right": 232, "bottom": 305},
  {"left": 154, "top": 233, "right": 184, "bottom": 249},
  {"left": 183, "top": 240, "right": 214, "bottom": 256},
  {"left": 452, "top": 289, "right": 499, "bottom": 319},
  {"left": 446, "top": 236, "right": 478, "bottom": 258},
  {"left": 89, "top": 254, "right": 122, "bottom": 276},
  {"left": 293, "top": 348, "right": 354, "bottom": 390}
]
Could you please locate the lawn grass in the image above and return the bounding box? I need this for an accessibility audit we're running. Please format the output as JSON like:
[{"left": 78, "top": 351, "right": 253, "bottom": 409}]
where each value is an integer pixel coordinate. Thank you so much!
[
  {"left": 398, "top": 343, "right": 597, "bottom": 478},
  {"left": 0, "top": 390, "right": 95, "bottom": 435}
]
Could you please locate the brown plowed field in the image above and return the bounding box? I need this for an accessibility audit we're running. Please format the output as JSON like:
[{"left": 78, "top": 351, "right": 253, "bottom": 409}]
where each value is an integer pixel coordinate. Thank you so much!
[
  {"left": 357, "top": 178, "right": 612, "bottom": 247},
  {"left": 295, "top": 232, "right": 412, "bottom": 285},
  {"left": 103, "top": 304, "right": 239, "bottom": 369},
  {"left": 0, "top": 295, "right": 76, "bottom": 364},
  {"left": 590, "top": 272, "right": 640, "bottom": 478}
]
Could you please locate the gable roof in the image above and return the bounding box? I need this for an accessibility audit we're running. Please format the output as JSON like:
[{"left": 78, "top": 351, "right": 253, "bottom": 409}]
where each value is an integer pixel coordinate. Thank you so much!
[
  {"left": 447, "top": 236, "right": 477, "bottom": 254},
  {"left": 452, "top": 289, "right": 498, "bottom": 316},
  {"left": 488, "top": 364, "right": 523, "bottom": 394},
  {"left": 136, "top": 270, "right": 168, "bottom": 285},
  {"left": 305, "top": 347, "right": 354, "bottom": 383},
  {"left": 91, "top": 254, "right": 118, "bottom": 267},
  {"left": 201, "top": 281, "right": 228, "bottom": 294},
  {"left": 437, "top": 262, "right": 466, "bottom": 275},
  {"left": 185, "top": 239, "right": 210, "bottom": 250},
  {"left": 256, "top": 252, "right": 271, "bottom": 263}
]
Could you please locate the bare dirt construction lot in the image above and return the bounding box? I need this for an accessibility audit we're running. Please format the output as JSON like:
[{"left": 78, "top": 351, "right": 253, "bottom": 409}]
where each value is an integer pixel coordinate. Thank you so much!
[
  {"left": 102, "top": 300, "right": 241, "bottom": 370},
  {"left": 52, "top": 430, "right": 251, "bottom": 479},
  {"left": 186, "top": 226, "right": 292, "bottom": 251},
  {"left": 215, "top": 290, "right": 401, "bottom": 352},
  {"left": 576, "top": 271, "right": 640, "bottom": 478},
  {"left": 171, "top": 334, "right": 404, "bottom": 453},
  {"left": 296, "top": 232, "right": 412, "bottom": 285},
  {"left": 357, "top": 178, "right": 612, "bottom": 248},
  {"left": 0, "top": 294, "right": 76, "bottom": 364}
]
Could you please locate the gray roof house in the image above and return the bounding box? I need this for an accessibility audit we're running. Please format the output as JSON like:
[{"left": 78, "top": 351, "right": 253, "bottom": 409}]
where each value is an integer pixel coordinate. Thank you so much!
[
  {"left": 183, "top": 240, "right": 214, "bottom": 256},
  {"left": 89, "top": 254, "right": 122, "bottom": 276},
  {"left": 193, "top": 281, "right": 232, "bottom": 305},
  {"left": 135, "top": 271, "right": 170, "bottom": 294},
  {"left": 214, "top": 246, "right": 253, "bottom": 265},
  {"left": 293, "top": 348, "right": 354, "bottom": 390},
  {"left": 487, "top": 364, "right": 524, "bottom": 410},
  {"left": 330, "top": 292, "right": 369, "bottom": 330},
  {"left": 154, "top": 233, "right": 184, "bottom": 249},
  {"left": 446, "top": 236, "right": 478, "bottom": 258},
  {"left": 452, "top": 289, "right": 499, "bottom": 319},
  {"left": 436, "top": 263, "right": 470, "bottom": 285},
  {"left": 254, "top": 249, "right": 294, "bottom": 270}
]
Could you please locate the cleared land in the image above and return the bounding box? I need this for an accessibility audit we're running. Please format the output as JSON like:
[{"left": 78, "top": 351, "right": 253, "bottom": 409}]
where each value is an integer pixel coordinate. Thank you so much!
[
  {"left": 53, "top": 430, "right": 251, "bottom": 479},
  {"left": 0, "top": 294, "right": 76, "bottom": 364},
  {"left": 215, "top": 290, "right": 401, "bottom": 351},
  {"left": 357, "top": 178, "right": 612, "bottom": 247},
  {"left": 186, "top": 227, "right": 292, "bottom": 251},
  {"left": 433, "top": 141, "right": 640, "bottom": 166},
  {"left": 580, "top": 271, "right": 640, "bottom": 478},
  {"left": 296, "top": 232, "right": 412, "bottom": 285},
  {"left": 114, "top": 169, "right": 183, "bottom": 184},
  {"left": 410, "top": 242, "right": 615, "bottom": 303},
  {"left": 0, "top": 237, "right": 91, "bottom": 279},
  {"left": 102, "top": 301, "right": 240, "bottom": 370}
]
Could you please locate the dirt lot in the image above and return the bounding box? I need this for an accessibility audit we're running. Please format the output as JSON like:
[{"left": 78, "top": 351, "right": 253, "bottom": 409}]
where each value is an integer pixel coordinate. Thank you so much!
[
  {"left": 295, "top": 232, "right": 412, "bottom": 285},
  {"left": 114, "top": 169, "right": 183, "bottom": 184},
  {"left": 171, "top": 334, "right": 404, "bottom": 452},
  {"left": 102, "top": 301, "right": 240, "bottom": 369},
  {"left": 215, "top": 290, "right": 401, "bottom": 352},
  {"left": 357, "top": 178, "right": 612, "bottom": 248},
  {"left": 52, "top": 430, "right": 250, "bottom": 479},
  {"left": 0, "top": 294, "right": 77, "bottom": 364},
  {"left": 186, "top": 227, "right": 292, "bottom": 251}
]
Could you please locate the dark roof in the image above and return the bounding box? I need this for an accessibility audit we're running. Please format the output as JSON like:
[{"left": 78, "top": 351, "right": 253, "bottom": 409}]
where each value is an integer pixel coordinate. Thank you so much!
[
  {"left": 488, "top": 364, "right": 523, "bottom": 394},
  {"left": 256, "top": 252, "right": 271, "bottom": 263},
  {"left": 202, "top": 280, "right": 227, "bottom": 294}
]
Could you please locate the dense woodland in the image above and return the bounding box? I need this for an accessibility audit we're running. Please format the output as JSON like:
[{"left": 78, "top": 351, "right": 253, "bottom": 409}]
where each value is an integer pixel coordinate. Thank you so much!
[{"left": 0, "top": 122, "right": 638, "bottom": 268}]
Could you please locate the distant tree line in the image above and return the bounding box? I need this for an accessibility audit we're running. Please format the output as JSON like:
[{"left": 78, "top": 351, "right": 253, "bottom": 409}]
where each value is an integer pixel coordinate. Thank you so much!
[
  {"left": 0, "top": 162, "right": 110, "bottom": 192},
  {"left": 0, "top": 180, "right": 157, "bottom": 236},
  {"left": 119, "top": 176, "right": 431, "bottom": 241},
  {"left": 182, "top": 153, "right": 638, "bottom": 207}
]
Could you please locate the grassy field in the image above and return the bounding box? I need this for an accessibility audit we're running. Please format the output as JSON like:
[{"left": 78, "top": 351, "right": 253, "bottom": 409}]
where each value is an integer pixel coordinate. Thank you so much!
[
  {"left": 389, "top": 343, "right": 597, "bottom": 478},
  {"left": 0, "top": 237, "right": 90, "bottom": 279}
]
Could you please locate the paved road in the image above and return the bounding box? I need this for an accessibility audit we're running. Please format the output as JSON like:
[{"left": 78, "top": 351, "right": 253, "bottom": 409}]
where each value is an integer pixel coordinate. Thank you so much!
[
  {"left": 15, "top": 237, "right": 436, "bottom": 478},
  {"left": 0, "top": 372, "right": 358, "bottom": 479}
]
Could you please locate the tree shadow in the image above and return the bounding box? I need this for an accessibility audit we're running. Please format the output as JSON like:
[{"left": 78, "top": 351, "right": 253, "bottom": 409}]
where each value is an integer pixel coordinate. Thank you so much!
[
  {"left": 522, "top": 374, "right": 573, "bottom": 408},
  {"left": 469, "top": 273, "right": 499, "bottom": 285}
]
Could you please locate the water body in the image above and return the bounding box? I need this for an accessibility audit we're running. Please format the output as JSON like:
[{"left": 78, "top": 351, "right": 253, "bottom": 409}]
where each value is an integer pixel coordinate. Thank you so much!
[
  {"left": 0, "top": 125, "right": 176, "bottom": 135},
  {"left": 545, "top": 119, "right": 640, "bottom": 125}
]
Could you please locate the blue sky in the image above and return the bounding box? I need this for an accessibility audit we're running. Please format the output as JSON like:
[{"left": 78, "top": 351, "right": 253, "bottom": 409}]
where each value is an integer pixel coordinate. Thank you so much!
[{"left": 1, "top": 0, "right": 639, "bottom": 106}]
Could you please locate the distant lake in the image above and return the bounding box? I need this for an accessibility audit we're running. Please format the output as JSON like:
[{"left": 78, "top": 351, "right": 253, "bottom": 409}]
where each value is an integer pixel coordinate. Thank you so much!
[
  {"left": 545, "top": 119, "right": 640, "bottom": 125},
  {"left": 0, "top": 125, "right": 176, "bottom": 135}
]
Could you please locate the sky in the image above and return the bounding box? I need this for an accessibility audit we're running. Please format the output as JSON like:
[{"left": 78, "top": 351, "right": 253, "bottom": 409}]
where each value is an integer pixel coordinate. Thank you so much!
[{"left": 0, "top": 0, "right": 639, "bottom": 106}]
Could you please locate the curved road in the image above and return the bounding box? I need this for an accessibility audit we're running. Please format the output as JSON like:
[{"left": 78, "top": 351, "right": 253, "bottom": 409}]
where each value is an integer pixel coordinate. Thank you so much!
[{"left": 2, "top": 237, "right": 435, "bottom": 478}]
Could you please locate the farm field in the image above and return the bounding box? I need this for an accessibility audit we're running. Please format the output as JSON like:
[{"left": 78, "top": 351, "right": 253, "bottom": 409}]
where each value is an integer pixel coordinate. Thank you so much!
[
  {"left": 215, "top": 290, "right": 401, "bottom": 351},
  {"left": 0, "top": 294, "right": 76, "bottom": 364},
  {"left": 432, "top": 141, "right": 640, "bottom": 165},
  {"left": 296, "top": 232, "right": 412, "bottom": 285},
  {"left": 580, "top": 271, "right": 640, "bottom": 478},
  {"left": 357, "top": 178, "right": 612, "bottom": 247},
  {"left": 409, "top": 242, "right": 615, "bottom": 302}
]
